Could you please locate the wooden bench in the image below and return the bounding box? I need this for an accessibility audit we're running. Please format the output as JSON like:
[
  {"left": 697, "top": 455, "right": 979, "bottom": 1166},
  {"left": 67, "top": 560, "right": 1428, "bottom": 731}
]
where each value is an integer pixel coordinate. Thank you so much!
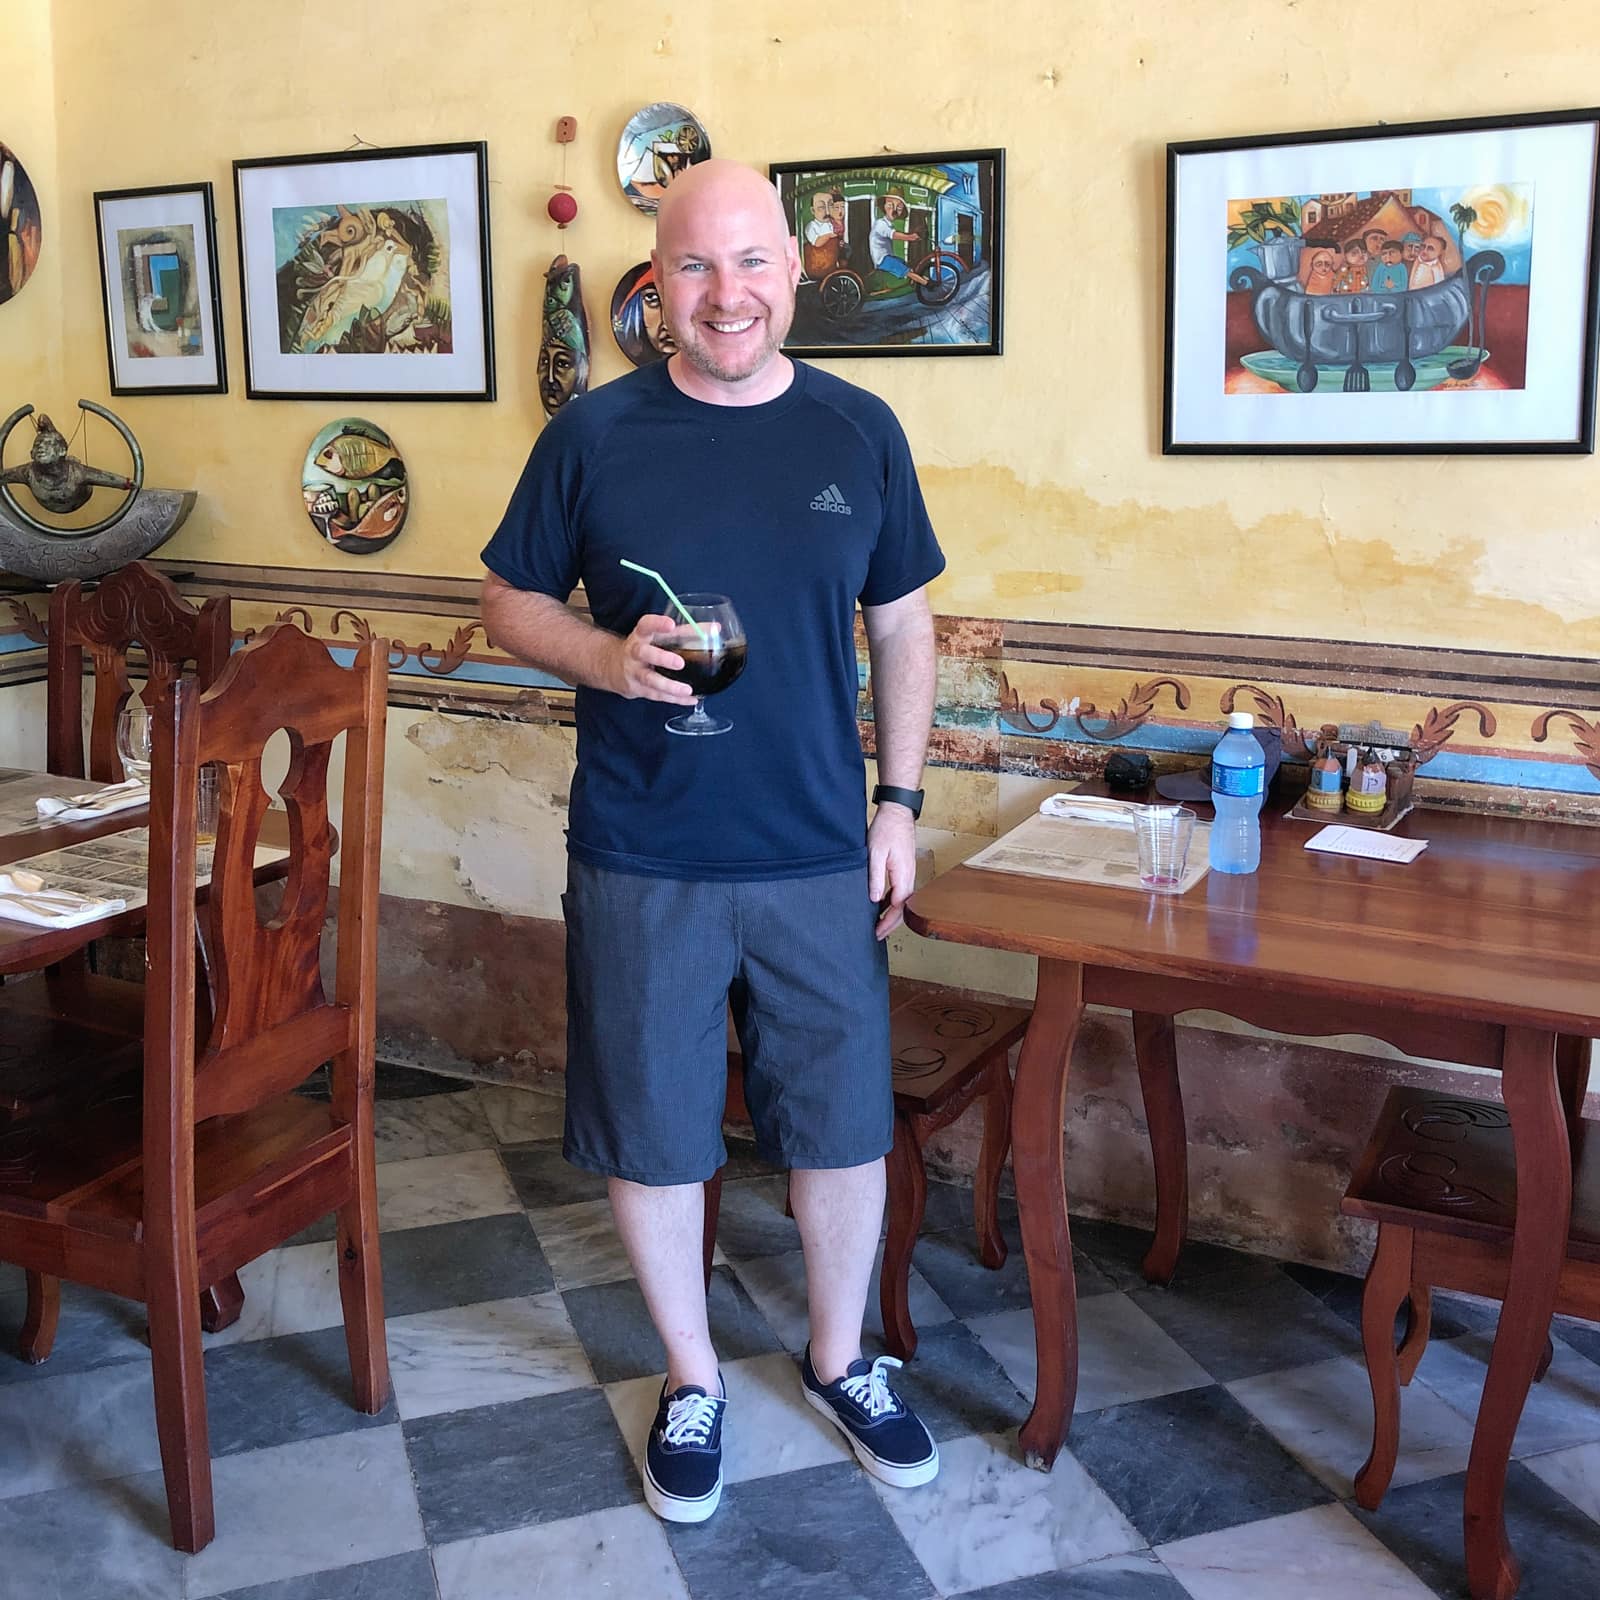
[{"left": 703, "top": 982, "right": 1031, "bottom": 1359}]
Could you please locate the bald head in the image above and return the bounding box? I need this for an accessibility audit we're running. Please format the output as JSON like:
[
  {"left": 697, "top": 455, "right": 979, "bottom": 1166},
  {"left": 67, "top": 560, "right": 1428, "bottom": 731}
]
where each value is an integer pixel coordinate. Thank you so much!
[{"left": 655, "top": 159, "right": 787, "bottom": 249}]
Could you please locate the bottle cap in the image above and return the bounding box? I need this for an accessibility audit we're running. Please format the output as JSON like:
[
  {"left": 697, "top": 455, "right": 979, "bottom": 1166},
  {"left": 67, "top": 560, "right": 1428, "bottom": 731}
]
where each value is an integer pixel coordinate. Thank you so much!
[{"left": 1226, "top": 711, "right": 1255, "bottom": 730}]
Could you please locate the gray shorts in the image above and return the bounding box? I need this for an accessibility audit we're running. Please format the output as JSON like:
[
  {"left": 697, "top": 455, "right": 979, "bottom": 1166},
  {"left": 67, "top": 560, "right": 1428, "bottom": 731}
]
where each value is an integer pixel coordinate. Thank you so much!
[{"left": 561, "top": 858, "right": 892, "bottom": 1185}]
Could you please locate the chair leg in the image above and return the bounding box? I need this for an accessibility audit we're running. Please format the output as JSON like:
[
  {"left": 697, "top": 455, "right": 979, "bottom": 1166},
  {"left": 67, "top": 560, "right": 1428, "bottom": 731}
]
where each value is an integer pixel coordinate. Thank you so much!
[
  {"left": 974, "top": 1054, "right": 1013, "bottom": 1271},
  {"left": 146, "top": 1253, "right": 215, "bottom": 1552},
  {"left": 336, "top": 1145, "right": 390, "bottom": 1416},
  {"left": 880, "top": 1110, "right": 927, "bottom": 1363},
  {"left": 1354, "top": 1223, "right": 1414, "bottom": 1512},
  {"left": 1396, "top": 1282, "right": 1433, "bottom": 1386},
  {"left": 199, "top": 1273, "right": 246, "bottom": 1334},
  {"left": 19, "top": 1271, "right": 60, "bottom": 1363},
  {"left": 703, "top": 1171, "right": 723, "bottom": 1293}
]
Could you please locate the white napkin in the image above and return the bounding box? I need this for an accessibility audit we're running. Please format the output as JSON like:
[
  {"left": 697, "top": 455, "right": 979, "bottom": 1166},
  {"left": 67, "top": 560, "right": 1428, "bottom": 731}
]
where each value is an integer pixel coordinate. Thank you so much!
[
  {"left": 34, "top": 780, "right": 149, "bottom": 823},
  {"left": 0, "top": 873, "right": 126, "bottom": 928}
]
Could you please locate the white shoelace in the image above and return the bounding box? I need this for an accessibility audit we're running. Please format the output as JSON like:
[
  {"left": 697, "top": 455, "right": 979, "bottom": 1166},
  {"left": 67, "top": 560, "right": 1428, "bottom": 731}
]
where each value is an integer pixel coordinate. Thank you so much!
[
  {"left": 662, "top": 1391, "right": 721, "bottom": 1448},
  {"left": 838, "top": 1355, "right": 905, "bottom": 1419}
]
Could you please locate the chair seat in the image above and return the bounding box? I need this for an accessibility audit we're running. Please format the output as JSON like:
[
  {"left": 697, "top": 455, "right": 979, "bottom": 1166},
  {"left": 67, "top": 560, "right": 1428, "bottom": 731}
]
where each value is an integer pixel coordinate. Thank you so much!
[
  {"left": 888, "top": 991, "right": 1030, "bottom": 1113},
  {"left": 0, "top": 972, "right": 148, "bottom": 1050},
  {"left": 0, "top": 1004, "right": 145, "bottom": 1121},
  {"left": 1342, "top": 1084, "right": 1600, "bottom": 1263}
]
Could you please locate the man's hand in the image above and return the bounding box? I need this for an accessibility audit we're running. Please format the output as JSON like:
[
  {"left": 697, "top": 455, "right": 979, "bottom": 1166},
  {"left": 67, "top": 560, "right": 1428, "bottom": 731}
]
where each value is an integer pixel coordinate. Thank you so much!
[
  {"left": 868, "top": 802, "right": 918, "bottom": 940},
  {"left": 608, "top": 614, "right": 695, "bottom": 703}
]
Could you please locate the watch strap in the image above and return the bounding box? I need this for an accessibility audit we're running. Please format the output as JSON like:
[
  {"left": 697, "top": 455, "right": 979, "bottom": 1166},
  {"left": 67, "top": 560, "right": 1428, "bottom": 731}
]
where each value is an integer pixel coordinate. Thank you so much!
[{"left": 872, "top": 783, "right": 924, "bottom": 819}]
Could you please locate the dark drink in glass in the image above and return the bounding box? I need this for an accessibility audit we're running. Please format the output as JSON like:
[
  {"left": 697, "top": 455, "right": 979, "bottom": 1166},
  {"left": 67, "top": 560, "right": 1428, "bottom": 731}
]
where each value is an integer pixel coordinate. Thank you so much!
[{"left": 656, "top": 595, "right": 746, "bottom": 736}]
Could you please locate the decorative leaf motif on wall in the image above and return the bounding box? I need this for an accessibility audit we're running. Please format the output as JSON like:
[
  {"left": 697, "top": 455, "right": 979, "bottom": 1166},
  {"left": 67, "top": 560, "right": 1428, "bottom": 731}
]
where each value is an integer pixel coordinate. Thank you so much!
[
  {"left": 274, "top": 606, "right": 316, "bottom": 630},
  {"left": 1531, "top": 708, "right": 1600, "bottom": 781},
  {"left": 997, "top": 671, "right": 1065, "bottom": 735},
  {"left": 1072, "top": 677, "right": 1190, "bottom": 743},
  {"left": 4, "top": 600, "right": 45, "bottom": 644},
  {"left": 1411, "top": 702, "right": 1496, "bottom": 763},
  {"left": 414, "top": 624, "right": 485, "bottom": 676},
  {"left": 330, "top": 608, "right": 408, "bottom": 669},
  {"left": 1219, "top": 684, "right": 1313, "bottom": 759}
]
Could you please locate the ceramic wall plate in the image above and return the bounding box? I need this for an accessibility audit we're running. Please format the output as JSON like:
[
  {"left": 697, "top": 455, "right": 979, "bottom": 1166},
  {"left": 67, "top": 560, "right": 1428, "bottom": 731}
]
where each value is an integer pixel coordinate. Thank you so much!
[
  {"left": 616, "top": 103, "right": 711, "bottom": 215},
  {"left": 302, "top": 418, "right": 409, "bottom": 554},
  {"left": 1, "top": 143, "right": 43, "bottom": 305},
  {"left": 610, "top": 261, "right": 676, "bottom": 368}
]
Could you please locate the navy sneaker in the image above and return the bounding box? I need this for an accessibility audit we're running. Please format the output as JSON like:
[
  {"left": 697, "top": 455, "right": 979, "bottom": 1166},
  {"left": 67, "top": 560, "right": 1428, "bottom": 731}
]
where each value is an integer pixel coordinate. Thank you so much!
[
  {"left": 643, "top": 1380, "right": 726, "bottom": 1523},
  {"left": 801, "top": 1348, "right": 939, "bottom": 1488}
]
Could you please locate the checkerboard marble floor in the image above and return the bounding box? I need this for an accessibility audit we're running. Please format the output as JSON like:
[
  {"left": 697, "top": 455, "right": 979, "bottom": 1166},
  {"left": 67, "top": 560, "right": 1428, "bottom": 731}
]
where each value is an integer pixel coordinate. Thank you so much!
[{"left": 4, "top": 1067, "right": 1600, "bottom": 1599}]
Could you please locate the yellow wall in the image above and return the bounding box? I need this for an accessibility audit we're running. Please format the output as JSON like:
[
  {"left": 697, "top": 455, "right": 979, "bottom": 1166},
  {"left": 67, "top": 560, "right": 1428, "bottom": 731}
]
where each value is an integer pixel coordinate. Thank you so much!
[
  {"left": 31, "top": 0, "right": 1600, "bottom": 657},
  {"left": 6, "top": 1, "right": 62, "bottom": 402}
]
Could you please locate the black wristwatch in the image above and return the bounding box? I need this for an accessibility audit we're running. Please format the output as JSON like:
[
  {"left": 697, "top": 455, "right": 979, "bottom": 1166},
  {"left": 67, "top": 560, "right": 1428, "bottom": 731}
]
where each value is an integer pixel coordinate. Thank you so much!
[{"left": 872, "top": 784, "right": 924, "bottom": 820}]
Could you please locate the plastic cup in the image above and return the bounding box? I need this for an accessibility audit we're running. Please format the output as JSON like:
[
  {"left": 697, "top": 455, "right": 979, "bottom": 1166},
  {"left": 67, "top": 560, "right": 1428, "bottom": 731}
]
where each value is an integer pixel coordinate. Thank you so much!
[
  {"left": 196, "top": 765, "right": 219, "bottom": 845},
  {"left": 1134, "top": 804, "right": 1196, "bottom": 892}
]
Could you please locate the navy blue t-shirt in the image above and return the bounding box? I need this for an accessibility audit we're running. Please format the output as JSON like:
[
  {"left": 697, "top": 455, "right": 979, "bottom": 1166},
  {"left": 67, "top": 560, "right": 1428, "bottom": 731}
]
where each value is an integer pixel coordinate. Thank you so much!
[{"left": 481, "top": 359, "right": 945, "bottom": 880}]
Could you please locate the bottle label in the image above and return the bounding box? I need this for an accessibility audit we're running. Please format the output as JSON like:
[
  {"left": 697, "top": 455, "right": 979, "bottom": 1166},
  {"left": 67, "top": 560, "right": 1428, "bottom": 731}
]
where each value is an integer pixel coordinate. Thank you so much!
[{"left": 1211, "top": 761, "right": 1265, "bottom": 798}]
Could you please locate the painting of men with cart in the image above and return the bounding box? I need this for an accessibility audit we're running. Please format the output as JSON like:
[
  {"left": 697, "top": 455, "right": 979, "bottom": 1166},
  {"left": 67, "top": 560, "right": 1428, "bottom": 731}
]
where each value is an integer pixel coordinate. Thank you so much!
[{"left": 770, "top": 149, "right": 1004, "bottom": 357}]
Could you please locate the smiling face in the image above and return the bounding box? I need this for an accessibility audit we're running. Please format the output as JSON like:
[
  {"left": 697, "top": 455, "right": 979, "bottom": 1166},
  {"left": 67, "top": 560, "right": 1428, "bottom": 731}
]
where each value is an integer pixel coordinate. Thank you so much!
[{"left": 652, "top": 159, "right": 800, "bottom": 400}]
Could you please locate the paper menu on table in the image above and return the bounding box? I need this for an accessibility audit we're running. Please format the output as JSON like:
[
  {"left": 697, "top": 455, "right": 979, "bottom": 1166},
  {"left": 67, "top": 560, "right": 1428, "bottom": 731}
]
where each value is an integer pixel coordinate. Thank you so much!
[
  {"left": 6, "top": 829, "right": 291, "bottom": 910},
  {"left": 965, "top": 810, "right": 1211, "bottom": 893},
  {"left": 1304, "top": 825, "right": 1428, "bottom": 863}
]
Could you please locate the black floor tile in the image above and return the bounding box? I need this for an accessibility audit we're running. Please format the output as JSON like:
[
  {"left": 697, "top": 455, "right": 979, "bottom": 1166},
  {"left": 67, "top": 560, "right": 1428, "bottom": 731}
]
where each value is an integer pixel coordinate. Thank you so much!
[
  {"left": 1068, "top": 1383, "right": 1333, "bottom": 1544},
  {"left": 1283, "top": 1261, "right": 1500, "bottom": 1342},
  {"left": 563, "top": 1265, "right": 782, "bottom": 1384},
  {"left": 1353, "top": 1461, "right": 1599, "bottom": 1600},
  {"left": 909, "top": 1218, "right": 1115, "bottom": 1321},
  {"left": 381, "top": 1210, "right": 554, "bottom": 1319},
  {"left": 1069, "top": 1217, "right": 1265, "bottom": 1294},
  {"left": 0, "top": 1281, "right": 149, "bottom": 1386},
  {"left": 962, "top": 1556, "right": 1190, "bottom": 1599},
  {"left": 203, "top": 1326, "right": 397, "bottom": 1456},
  {"left": 664, "top": 1459, "right": 936, "bottom": 1600},
  {"left": 213, "top": 1549, "right": 440, "bottom": 1600},
  {"left": 1553, "top": 1318, "right": 1600, "bottom": 1369},
  {"left": 711, "top": 1176, "right": 804, "bottom": 1259},
  {"left": 500, "top": 1138, "right": 612, "bottom": 1209},
  {"left": 874, "top": 1317, "right": 1030, "bottom": 1442},
  {"left": 404, "top": 1386, "right": 637, "bottom": 1544},
  {"left": 297, "top": 1061, "right": 466, "bottom": 1101},
  {"left": 1129, "top": 1262, "right": 1360, "bottom": 1381}
]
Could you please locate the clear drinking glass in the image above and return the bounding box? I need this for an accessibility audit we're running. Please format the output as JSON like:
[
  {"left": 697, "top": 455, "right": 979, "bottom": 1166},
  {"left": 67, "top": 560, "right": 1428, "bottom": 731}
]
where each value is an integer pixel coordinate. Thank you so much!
[
  {"left": 115, "top": 703, "right": 152, "bottom": 783},
  {"left": 1134, "top": 804, "right": 1196, "bottom": 892},
  {"left": 196, "top": 764, "right": 220, "bottom": 844},
  {"left": 655, "top": 595, "right": 747, "bottom": 737}
]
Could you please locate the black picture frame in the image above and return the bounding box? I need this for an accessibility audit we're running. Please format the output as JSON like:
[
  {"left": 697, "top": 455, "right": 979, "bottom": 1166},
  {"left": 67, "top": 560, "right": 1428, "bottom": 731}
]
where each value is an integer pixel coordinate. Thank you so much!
[
  {"left": 93, "top": 181, "right": 228, "bottom": 396},
  {"left": 232, "top": 141, "right": 495, "bottom": 402},
  {"left": 769, "top": 149, "right": 1003, "bottom": 358},
  {"left": 1165, "top": 107, "right": 1600, "bottom": 455}
]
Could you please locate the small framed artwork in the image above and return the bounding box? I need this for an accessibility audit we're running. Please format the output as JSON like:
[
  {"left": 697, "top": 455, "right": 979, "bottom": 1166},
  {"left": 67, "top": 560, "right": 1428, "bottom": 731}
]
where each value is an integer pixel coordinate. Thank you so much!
[
  {"left": 1166, "top": 107, "right": 1600, "bottom": 454},
  {"left": 769, "top": 149, "right": 1003, "bottom": 357},
  {"left": 232, "top": 141, "right": 495, "bottom": 401},
  {"left": 93, "top": 182, "right": 227, "bottom": 395}
]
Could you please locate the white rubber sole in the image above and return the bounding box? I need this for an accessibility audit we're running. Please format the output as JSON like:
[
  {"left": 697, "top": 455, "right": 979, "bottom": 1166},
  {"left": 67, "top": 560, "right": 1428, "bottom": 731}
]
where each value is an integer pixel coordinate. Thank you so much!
[
  {"left": 802, "top": 1387, "right": 940, "bottom": 1488},
  {"left": 643, "top": 1459, "right": 723, "bottom": 1523}
]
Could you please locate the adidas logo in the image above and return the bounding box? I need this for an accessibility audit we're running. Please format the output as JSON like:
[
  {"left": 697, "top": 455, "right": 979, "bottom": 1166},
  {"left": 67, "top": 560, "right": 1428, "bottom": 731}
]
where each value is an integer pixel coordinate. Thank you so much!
[{"left": 809, "top": 483, "right": 853, "bottom": 515}]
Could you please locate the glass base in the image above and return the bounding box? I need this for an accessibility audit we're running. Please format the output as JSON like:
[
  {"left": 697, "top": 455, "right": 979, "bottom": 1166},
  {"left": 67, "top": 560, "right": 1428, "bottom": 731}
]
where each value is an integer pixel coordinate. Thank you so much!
[{"left": 666, "top": 704, "right": 732, "bottom": 736}]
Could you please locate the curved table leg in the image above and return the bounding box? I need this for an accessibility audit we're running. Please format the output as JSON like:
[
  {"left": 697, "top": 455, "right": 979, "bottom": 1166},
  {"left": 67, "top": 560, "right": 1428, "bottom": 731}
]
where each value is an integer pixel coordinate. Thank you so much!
[
  {"left": 1133, "top": 1011, "right": 1188, "bottom": 1285},
  {"left": 1015, "top": 958, "right": 1086, "bottom": 1471},
  {"left": 1464, "top": 1026, "right": 1568, "bottom": 1600}
]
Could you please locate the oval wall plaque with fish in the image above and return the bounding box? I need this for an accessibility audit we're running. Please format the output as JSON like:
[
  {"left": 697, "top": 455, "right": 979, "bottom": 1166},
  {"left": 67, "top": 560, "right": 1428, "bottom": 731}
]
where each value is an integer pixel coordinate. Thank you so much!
[{"left": 301, "top": 418, "right": 409, "bottom": 554}]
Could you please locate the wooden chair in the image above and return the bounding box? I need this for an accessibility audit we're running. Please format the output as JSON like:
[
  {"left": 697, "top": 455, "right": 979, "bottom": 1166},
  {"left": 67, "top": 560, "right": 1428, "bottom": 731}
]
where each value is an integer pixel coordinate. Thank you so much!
[
  {"left": 1342, "top": 1036, "right": 1594, "bottom": 1516},
  {"left": 3, "top": 562, "right": 236, "bottom": 1357},
  {"left": 0, "top": 621, "right": 390, "bottom": 1552},
  {"left": 703, "top": 985, "right": 1028, "bottom": 1359}
]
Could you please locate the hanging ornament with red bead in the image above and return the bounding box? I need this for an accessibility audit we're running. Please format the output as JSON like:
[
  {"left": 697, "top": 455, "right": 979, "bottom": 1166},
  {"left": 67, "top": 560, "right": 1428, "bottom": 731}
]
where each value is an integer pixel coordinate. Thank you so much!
[{"left": 547, "top": 116, "right": 578, "bottom": 228}]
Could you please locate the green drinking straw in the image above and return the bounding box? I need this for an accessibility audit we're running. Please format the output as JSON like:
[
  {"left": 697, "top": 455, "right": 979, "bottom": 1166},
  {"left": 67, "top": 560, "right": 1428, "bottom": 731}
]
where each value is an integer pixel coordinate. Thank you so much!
[{"left": 619, "top": 559, "right": 710, "bottom": 644}]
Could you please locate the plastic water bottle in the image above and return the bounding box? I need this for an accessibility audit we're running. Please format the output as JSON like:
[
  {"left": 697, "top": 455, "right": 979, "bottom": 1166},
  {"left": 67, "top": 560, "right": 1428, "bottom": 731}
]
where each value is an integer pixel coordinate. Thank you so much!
[{"left": 1208, "top": 711, "right": 1264, "bottom": 875}]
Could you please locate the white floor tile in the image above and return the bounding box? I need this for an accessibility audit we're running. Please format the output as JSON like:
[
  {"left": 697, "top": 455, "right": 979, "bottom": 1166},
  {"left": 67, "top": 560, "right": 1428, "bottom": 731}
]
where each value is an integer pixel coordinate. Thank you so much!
[
  {"left": 0, "top": 1359, "right": 160, "bottom": 1499},
  {"left": 1229, "top": 1353, "right": 1478, "bottom": 1498},
  {"left": 529, "top": 1198, "right": 636, "bottom": 1290},
  {"left": 434, "top": 1501, "right": 688, "bottom": 1599},
  {"left": 477, "top": 1083, "right": 567, "bottom": 1146},
  {"left": 388, "top": 1292, "right": 593, "bottom": 1420},
  {"left": 1524, "top": 1438, "right": 1600, "bottom": 1524},
  {"left": 1157, "top": 1502, "right": 1437, "bottom": 1599},
  {"left": 1414, "top": 1331, "right": 1600, "bottom": 1457},
  {"left": 374, "top": 1090, "right": 496, "bottom": 1163},
  {"left": 202, "top": 1240, "right": 344, "bottom": 1350},
  {"left": 871, "top": 1431, "right": 1142, "bottom": 1593},
  {"left": 376, "top": 1149, "right": 520, "bottom": 1232}
]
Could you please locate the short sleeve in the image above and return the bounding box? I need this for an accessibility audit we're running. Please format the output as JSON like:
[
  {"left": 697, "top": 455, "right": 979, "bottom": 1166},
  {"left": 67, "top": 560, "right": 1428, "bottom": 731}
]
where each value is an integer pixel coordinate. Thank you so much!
[
  {"left": 859, "top": 412, "right": 946, "bottom": 607},
  {"left": 480, "top": 417, "right": 588, "bottom": 601}
]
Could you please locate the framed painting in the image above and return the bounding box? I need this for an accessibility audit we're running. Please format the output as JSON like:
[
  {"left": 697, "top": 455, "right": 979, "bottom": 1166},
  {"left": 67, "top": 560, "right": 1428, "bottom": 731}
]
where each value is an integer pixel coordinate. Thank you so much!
[
  {"left": 233, "top": 141, "right": 495, "bottom": 401},
  {"left": 769, "top": 149, "right": 1003, "bottom": 357},
  {"left": 1165, "top": 108, "right": 1600, "bottom": 454},
  {"left": 93, "top": 182, "right": 226, "bottom": 395}
]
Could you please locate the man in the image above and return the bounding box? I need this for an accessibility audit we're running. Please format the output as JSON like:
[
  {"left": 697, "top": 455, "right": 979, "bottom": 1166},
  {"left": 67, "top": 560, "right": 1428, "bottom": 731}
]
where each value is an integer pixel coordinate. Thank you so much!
[
  {"left": 480, "top": 159, "right": 943, "bottom": 1525},
  {"left": 869, "top": 193, "right": 929, "bottom": 286},
  {"left": 1368, "top": 239, "right": 1408, "bottom": 294}
]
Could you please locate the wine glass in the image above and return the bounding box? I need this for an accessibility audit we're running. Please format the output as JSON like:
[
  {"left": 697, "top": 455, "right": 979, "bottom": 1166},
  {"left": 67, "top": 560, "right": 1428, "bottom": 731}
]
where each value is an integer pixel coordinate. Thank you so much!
[
  {"left": 115, "top": 703, "right": 152, "bottom": 783},
  {"left": 656, "top": 595, "right": 747, "bottom": 737}
]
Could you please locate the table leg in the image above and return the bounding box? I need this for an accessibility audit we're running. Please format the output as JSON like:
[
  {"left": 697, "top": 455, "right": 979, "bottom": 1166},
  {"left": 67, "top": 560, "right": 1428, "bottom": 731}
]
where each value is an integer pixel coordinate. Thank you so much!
[
  {"left": 1015, "top": 958, "right": 1086, "bottom": 1471},
  {"left": 1133, "top": 1011, "right": 1188, "bottom": 1285},
  {"left": 1463, "top": 1025, "right": 1568, "bottom": 1600}
]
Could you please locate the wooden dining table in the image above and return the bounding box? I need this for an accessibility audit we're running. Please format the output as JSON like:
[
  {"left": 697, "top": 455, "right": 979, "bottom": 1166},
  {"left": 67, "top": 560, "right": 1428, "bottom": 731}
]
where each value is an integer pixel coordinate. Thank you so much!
[{"left": 905, "top": 788, "right": 1600, "bottom": 1600}]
